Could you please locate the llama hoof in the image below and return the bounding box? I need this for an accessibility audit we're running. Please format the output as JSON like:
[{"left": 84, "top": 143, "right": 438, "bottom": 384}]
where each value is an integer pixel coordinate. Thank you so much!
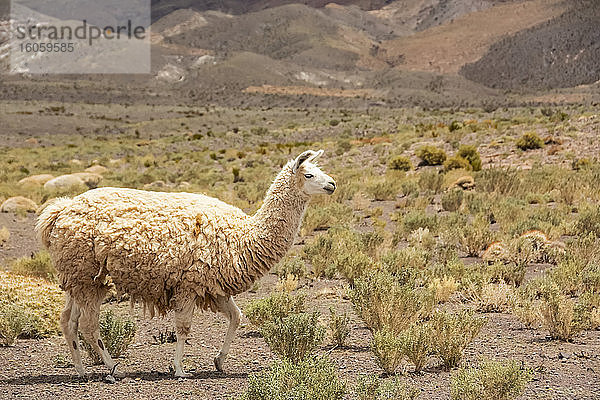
[
  {"left": 214, "top": 356, "right": 224, "bottom": 372},
  {"left": 174, "top": 371, "right": 192, "bottom": 378},
  {"left": 109, "top": 362, "right": 124, "bottom": 378},
  {"left": 104, "top": 374, "right": 116, "bottom": 384}
]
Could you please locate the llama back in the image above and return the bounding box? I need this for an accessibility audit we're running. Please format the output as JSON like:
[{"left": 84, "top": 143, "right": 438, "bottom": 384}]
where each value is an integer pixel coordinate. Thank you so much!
[{"left": 37, "top": 187, "right": 250, "bottom": 311}]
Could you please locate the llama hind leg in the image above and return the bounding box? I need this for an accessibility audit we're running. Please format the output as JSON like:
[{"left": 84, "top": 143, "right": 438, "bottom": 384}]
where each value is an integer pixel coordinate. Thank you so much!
[
  {"left": 173, "top": 299, "right": 195, "bottom": 378},
  {"left": 61, "top": 294, "right": 85, "bottom": 377},
  {"left": 78, "top": 297, "right": 117, "bottom": 375},
  {"left": 214, "top": 295, "right": 241, "bottom": 372}
]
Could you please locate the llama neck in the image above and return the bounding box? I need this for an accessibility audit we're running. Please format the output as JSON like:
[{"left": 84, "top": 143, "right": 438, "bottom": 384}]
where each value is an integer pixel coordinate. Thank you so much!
[
  {"left": 249, "top": 163, "right": 310, "bottom": 260},
  {"left": 232, "top": 163, "right": 309, "bottom": 285}
]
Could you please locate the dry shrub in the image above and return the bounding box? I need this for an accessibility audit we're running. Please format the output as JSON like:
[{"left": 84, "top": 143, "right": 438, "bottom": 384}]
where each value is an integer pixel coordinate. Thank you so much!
[
  {"left": 242, "top": 356, "right": 346, "bottom": 400},
  {"left": 351, "top": 270, "right": 434, "bottom": 334},
  {"left": 275, "top": 274, "right": 299, "bottom": 293},
  {"left": 397, "top": 322, "right": 434, "bottom": 372},
  {"left": 10, "top": 251, "right": 57, "bottom": 282},
  {"left": 303, "top": 227, "right": 381, "bottom": 282},
  {"left": 539, "top": 290, "right": 581, "bottom": 341},
  {"left": 430, "top": 276, "right": 458, "bottom": 303},
  {"left": 451, "top": 359, "right": 532, "bottom": 400},
  {"left": 476, "top": 283, "right": 513, "bottom": 313},
  {"left": 244, "top": 291, "right": 305, "bottom": 328},
  {"left": 431, "top": 310, "right": 486, "bottom": 370},
  {"left": 302, "top": 202, "right": 354, "bottom": 235},
  {"left": 0, "top": 272, "right": 63, "bottom": 340},
  {"left": 328, "top": 307, "right": 351, "bottom": 347},
  {"left": 372, "top": 328, "right": 403, "bottom": 375},
  {"left": 261, "top": 311, "right": 324, "bottom": 363}
]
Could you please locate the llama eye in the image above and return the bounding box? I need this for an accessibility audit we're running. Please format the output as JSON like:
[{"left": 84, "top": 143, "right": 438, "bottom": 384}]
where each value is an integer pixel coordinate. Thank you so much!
[{"left": 304, "top": 174, "right": 314, "bottom": 179}]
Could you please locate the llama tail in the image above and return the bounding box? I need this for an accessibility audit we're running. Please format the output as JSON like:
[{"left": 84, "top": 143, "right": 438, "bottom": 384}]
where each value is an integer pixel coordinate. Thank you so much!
[{"left": 36, "top": 197, "right": 74, "bottom": 248}]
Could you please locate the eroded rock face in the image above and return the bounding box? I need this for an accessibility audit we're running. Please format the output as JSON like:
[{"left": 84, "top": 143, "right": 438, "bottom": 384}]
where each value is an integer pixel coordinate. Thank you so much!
[
  {"left": 18, "top": 174, "right": 54, "bottom": 186},
  {"left": 0, "top": 196, "right": 38, "bottom": 213},
  {"left": 44, "top": 174, "right": 86, "bottom": 191}
]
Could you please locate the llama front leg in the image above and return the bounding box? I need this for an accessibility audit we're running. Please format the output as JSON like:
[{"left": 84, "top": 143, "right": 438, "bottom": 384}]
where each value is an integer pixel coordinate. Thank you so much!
[
  {"left": 214, "top": 295, "right": 241, "bottom": 372},
  {"left": 173, "top": 299, "right": 195, "bottom": 378}
]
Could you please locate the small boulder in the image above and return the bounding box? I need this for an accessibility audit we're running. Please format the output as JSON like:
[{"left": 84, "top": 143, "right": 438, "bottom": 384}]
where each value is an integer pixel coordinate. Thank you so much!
[
  {"left": 44, "top": 174, "right": 86, "bottom": 191},
  {"left": 71, "top": 172, "right": 103, "bottom": 188},
  {"left": 18, "top": 174, "right": 54, "bottom": 186},
  {"left": 144, "top": 180, "right": 167, "bottom": 190},
  {"left": 451, "top": 176, "right": 475, "bottom": 190},
  {"left": 85, "top": 165, "right": 109, "bottom": 175},
  {"left": 1, "top": 196, "right": 38, "bottom": 213}
]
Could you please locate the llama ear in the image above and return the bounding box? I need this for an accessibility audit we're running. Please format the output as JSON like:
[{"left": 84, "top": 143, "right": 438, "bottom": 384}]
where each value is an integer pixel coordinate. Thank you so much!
[
  {"left": 308, "top": 149, "right": 324, "bottom": 162},
  {"left": 292, "top": 150, "right": 316, "bottom": 173}
]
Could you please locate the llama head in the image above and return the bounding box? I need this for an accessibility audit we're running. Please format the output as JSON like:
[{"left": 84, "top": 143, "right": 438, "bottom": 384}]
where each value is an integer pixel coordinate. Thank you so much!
[{"left": 292, "top": 150, "right": 336, "bottom": 195}]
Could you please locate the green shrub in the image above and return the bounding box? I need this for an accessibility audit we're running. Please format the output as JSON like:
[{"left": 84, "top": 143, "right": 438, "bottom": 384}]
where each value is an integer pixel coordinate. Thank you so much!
[
  {"left": 444, "top": 156, "right": 471, "bottom": 171},
  {"left": 416, "top": 145, "right": 447, "bottom": 166},
  {"left": 261, "top": 311, "right": 325, "bottom": 363},
  {"left": 441, "top": 188, "right": 464, "bottom": 212},
  {"left": 457, "top": 145, "right": 482, "bottom": 171},
  {"left": 572, "top": 158, "right": 592, "bottom": 171},
  {"left": 303, "top": 228, "right": 378, "bottom": 282},
  {"left": 539, "top": 285, "right": 582, "bottom": 341},
  {"left": 389, "top": 156, "right": 413, "bottom": 171},
  {"left": 0, "top": 303, "right": 31, "bottom": 346},
  {"left": 351, "top": 270, "right": 434, "bottom": 334},
  {"left": 242, "top": 356, "right": 346, "bottom": 400},
  {"left": 431, "top": 310, "right": 486, "bottom": 370},
  {"left": 328, "top": 307, "right": 351, "bottom": 347},
  {"left": 354, "top": 374, "right": 420, "bottom": 400},
  {"left": 10, "top": 251, "right": 57, "bottom": 282},
  {"left": 82, "top": 310, "right": 136, "bottom": 363},
  {"left": 302, "top": 203, "right": 354, "bottom": 235},
  {"left": 367, "top": 179, "right": 400, "bottom": 201},
  {"left": 245, "top": 291, "right": 305, "bottom": 328},
  {"left": 418, "top": 170, "right": 444, "bottom": 193},
  {"left": 274, "top": 256, "right": 306, "bottom": 278},
  {"left": 372, "top": 328, "right": 403, "bottom": 375},
  {"left": 400, "top": 210, "right": 439, "bottom": 235},
  {"left": 398, "top": 322, "right": 434, "bottom": 372},
  {"left": 575, "top": 204, "right": 600, "bottom": 237},
  {"left": 456, "top": 215, "right": 495, "bottom": 257},
  {"left": 515, "top": 132, "right": 543, "bottom": 150},
  {"left": 451, "top": 360, "right": 532, "bottom": 400}
]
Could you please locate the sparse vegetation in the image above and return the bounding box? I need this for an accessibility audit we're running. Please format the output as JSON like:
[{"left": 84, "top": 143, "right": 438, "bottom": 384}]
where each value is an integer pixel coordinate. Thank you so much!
[
  {"left": 9, "top": 251, "right": 56, "bottom": 282},
  {"left": 242, "top": 356, "right": 346, "bottom": 400},
  {"left": 244, "top": 291, "right": 305, "bottom": 328},
  {"left": 451, "top": 360, "right": 532, "bottom": 400}
]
